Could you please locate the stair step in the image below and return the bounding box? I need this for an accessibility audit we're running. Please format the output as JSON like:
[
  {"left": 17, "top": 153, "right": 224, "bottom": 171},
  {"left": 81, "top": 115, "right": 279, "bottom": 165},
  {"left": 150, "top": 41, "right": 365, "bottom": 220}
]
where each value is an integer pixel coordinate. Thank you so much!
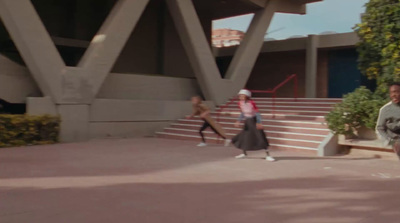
[
  {"left": 156, "top": 97, "right": 338, "bottom": 152},
  {"left": 156, "top": 132, "right": 318, "bottom": 151},
  {"left": 173, "top": 122, "right": 329, "bottom": 135},
  {"left": 218, "top": 105, "right": 333, "bottom": 111},
  {"left": 179, "top": 117, "right": 327, "bottom": 129},
  {"left": 222, "top": 101, "right": 338, "bottom": 107},
  {"left": 228, "top": 98, "right": 342, "bottom": 103},
  {"left": 158, "top": 130, "right": 320, "bottom": 148},
  {"left": 164, "top": 127, "right": 326, "bottom": 141},
  {"left": 218, "top": 109, "right": 329, "bottom": 116},
  {"left": 212, "top": 112, "right": 326, "bottom": 121}
]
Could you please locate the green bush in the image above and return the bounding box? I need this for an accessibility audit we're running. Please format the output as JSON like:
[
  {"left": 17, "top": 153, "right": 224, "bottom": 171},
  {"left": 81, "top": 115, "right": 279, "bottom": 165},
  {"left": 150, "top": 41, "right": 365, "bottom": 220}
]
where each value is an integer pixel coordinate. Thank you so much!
[
  {"left": 354, "top": 0, "right": 400, "bottom": 96},
  {"left": 325, "top": 87, "right": 387, "bottom": 136},
  {"left": 0, "top": 114, "right": 60, "bottom": 148}
]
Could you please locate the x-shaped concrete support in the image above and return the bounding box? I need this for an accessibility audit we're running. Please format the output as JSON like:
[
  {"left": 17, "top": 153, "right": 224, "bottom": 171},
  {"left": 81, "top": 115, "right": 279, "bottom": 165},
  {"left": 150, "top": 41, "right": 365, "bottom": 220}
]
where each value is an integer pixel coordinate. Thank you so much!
[
  {"left": 0, "top": 0, "right": 312, "bottom": 105},
  {"left": 0, "top": 0, "right": 150, "bottom": 104}
]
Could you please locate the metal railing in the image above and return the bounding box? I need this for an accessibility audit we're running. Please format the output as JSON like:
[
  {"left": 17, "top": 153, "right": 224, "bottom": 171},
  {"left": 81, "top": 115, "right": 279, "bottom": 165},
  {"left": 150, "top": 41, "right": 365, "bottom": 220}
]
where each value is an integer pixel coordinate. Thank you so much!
[{"left": 217, "top": 74, "right": 298, "bottom": 123}]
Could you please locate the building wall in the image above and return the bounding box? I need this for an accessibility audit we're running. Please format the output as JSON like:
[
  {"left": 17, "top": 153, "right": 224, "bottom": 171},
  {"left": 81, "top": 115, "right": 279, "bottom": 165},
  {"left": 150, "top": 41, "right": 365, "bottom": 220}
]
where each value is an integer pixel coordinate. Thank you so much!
[
  {"left": 97, "top": 73, "right": 201, "bottom": 100},
  {"left": 111, "top": 0, "right": 162, "bottom": 74},
  {"left": 88, "top": 99, "right": 201, "bottom": 138},
  {"left": 327, "top": 48, "right": 374, "bottom": 98},
  {"left": 216, "top": 49, "right": 332, "bottom": 99},
  {"left": 212, "top": 28, "right": 245, "bottom": 47},
  {"left": 162, "top": 8, "right": 196, "bottom": 78},
  {"left": 0, "top": 55, "right": 41, "bottom": 103},
  {"left": 31, "top": 0, "right": 116, "bottom": 41},
  {"left": 245, "top": 50, "right": 307, "bottom": 98},
  {"left": 27, "top": 0, "right": 200, "bottom": 77}
]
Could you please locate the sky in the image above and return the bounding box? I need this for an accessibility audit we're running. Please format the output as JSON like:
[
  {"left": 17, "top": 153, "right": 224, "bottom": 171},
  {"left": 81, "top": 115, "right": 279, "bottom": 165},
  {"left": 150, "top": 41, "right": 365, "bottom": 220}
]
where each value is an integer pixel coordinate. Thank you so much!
[{"left": 213, "top": 0, "right": 369, "bottom": 40}]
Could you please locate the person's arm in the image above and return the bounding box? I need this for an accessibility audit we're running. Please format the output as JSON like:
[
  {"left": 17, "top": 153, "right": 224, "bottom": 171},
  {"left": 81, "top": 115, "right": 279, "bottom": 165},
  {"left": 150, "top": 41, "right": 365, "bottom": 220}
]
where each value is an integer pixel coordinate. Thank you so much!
[
  {"left": 250, "top": 100, "right": 263, "bottom": 129},
  {"left": 376, "top": 107, "right": 391, "bottom": 144},
  {"left": 255, "top": 112, "right": 262, "bottom": 124},
  {"left": 198, "top": 103, "right": 211, "bottom": 118},
  {"left": 237, "top": 112, "right": 244, "bottom": 121},
  {"left": 235, "top": 113, "right": 244, "bottom": 127},
  {"left": 188, "top": 105, "right": 199, "bottom": 119}
]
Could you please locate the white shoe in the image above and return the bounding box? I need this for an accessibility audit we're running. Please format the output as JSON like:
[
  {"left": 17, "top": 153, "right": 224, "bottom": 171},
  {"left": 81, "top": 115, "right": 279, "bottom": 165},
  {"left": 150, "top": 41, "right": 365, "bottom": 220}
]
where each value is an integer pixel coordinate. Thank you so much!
[
  {"left": 265, "top": 156, "right": 276, "bottom": 162},
  {"left": 197, "top": 142, "right": 207, "bottom": 147},
  {"left": 224, "top": 139, "right": 231, "bottom": 147},
  {"left": 235, "top": 154, "right": 247, "bottom": 159}
]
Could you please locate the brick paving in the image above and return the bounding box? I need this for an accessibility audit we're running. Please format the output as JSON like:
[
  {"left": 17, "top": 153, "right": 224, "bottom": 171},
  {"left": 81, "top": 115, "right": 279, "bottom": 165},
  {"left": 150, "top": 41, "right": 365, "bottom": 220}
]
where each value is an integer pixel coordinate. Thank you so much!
[{"left": 1, "top": 138, "right": 400, "bottom": 223}]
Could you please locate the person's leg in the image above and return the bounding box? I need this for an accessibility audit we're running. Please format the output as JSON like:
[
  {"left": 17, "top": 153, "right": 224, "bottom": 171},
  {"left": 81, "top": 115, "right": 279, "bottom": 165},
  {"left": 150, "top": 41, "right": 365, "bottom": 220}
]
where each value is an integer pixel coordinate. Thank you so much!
[
  {"left": 208, "top": 123, "right": 232, "bottom": 147},
  {"left": 265, "top": 149, "right": 275, "bottom": 161},
  {"left": 209, "top": 124, "right": 226, "bottom": 139},
  {"left": 198, "top": 121, "right": 209, "bottom": 146},
  {"left": 235, "top": 150, "right": 247, "bottom": 159}
]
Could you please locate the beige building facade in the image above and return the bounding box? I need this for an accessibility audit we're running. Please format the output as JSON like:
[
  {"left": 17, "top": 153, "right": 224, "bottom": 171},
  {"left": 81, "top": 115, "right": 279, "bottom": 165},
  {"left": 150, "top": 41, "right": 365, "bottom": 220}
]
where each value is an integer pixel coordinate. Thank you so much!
[
  {"left": 0, "top": 0, "right": 327, "bottom": 142},
  {"left": 212, "top": 28, "right": 245, "bottom": 47}
]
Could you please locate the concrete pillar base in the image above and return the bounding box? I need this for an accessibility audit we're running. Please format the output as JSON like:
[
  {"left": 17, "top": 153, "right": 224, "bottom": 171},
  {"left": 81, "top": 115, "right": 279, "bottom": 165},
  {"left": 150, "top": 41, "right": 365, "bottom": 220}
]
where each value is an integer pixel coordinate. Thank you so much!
[{"left": 57, "top": 105, "right": 89, "bottom": 143}]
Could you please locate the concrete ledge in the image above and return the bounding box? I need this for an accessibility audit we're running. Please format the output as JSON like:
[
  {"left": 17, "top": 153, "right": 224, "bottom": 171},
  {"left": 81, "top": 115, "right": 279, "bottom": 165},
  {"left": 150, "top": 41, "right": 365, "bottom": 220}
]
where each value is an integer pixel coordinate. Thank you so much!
[
  {"left": 90, "top": 99, "right": 214, "bottom": 122},
  {"left": 318, "top": 133, "right": 338, "bottom": 156},
  {"left": 97, "top": 73, "right": 201, "bottom": 101},
  {"left": 339, "top": 137, "right": 392, "bottom": 152},
  {"left": 338, "top": 137, "right": 399, "bottom": 160}
]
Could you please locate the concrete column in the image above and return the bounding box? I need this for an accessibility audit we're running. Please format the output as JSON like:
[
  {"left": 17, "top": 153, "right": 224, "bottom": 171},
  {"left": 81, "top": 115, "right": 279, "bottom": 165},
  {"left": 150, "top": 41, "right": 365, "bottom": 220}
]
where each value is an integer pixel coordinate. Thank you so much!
[
  {"left": 58, "top": 105, "right": 90, "bottom": 142},
  {"left": 165, "top": 0, "right": 229, "bottom": 104},
  {"left": 166, "top": 0, "right": 279, "bottom": 104},
  {"left": 305, "top": 34, "right": 319, "bottom": 98},
  {"left": 78, "top": 0, "right": 150, "bottom": 99},
  {"left": 26, "top": 97, "right": 57, "bottom": 116},
  {"left": 224, "top": 1, "right": 276, "bottom": 83}
]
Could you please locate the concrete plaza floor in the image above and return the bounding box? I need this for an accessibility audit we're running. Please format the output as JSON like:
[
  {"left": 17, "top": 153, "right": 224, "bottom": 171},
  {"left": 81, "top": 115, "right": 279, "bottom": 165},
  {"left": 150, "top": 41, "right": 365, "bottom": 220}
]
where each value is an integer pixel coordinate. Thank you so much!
[{"left": 1, "top": 138, "right": 400, "bottom": 223}]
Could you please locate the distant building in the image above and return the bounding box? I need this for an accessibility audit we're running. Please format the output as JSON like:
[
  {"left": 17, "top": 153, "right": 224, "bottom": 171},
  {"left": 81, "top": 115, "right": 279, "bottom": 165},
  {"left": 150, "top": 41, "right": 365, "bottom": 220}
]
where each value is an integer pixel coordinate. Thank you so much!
[{"left": 212, "top": 29, "right": 245, "bottom": 47}]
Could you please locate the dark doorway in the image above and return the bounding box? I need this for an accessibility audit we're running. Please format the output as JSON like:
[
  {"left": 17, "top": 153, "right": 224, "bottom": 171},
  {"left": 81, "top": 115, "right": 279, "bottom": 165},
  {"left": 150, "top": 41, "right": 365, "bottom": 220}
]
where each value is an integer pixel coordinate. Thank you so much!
[{"left": 328, "top": 48, "right": 375, "bottom": 98}]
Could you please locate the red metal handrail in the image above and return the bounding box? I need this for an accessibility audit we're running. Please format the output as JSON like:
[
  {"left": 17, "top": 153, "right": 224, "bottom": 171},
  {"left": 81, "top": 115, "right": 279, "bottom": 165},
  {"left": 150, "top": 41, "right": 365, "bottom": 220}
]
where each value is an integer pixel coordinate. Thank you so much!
[
  {"left": 215, "top": 74, "right": 298, "bottom": 143},
  {"left": 249, "top": 73, "right": 298, "bottom": 116},
  {"left": 217, "top": 73, "right": 298, "bottom": 121}
]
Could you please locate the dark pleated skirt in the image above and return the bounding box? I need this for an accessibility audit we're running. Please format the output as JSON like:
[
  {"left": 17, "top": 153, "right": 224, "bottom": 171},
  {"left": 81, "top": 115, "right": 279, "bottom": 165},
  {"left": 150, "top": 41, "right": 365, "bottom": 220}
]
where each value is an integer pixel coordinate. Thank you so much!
[{"left": 232, "top": 117, "right": 269, "bottom": 151}]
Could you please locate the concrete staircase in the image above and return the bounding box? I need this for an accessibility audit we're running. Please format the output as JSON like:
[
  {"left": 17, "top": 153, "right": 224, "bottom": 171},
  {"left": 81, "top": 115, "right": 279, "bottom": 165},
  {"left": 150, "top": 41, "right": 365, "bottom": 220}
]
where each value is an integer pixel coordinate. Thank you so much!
[{"left": 157, "top": 98, "right": 341, "bottom": 153}]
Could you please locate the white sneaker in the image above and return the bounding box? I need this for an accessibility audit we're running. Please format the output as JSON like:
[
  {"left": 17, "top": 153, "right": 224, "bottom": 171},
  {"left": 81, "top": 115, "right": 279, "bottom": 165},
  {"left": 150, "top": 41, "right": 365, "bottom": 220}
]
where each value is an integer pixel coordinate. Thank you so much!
[
  {"left": 265, "top": 156, "right": 276, "bottom": 162},
  {"left": 224, "top": 139, "right": 231, "bottom": 147},
  {"left": 235, "top": 154, "right": 247, "bottom": 159},
  {"left": 197, "top": 142, "right": 207, "bottom": 147}
]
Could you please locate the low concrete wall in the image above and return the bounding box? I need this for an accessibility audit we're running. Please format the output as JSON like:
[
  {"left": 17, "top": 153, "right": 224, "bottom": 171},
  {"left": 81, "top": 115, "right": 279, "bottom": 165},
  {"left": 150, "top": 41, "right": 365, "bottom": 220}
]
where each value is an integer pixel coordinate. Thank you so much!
[
  {"left": 90, "top": 99, "right": 204, "bottom": 122},
  {"left": 28, "top": 96, "right": 213, "bottom": 141},
  {"left": 97, "top": 73, "right": 201, "bottom": 100},
  {"left": 89, "top": 99, "right": 214, "bottom": 139},
  {"left": 318, "top": 133, "right": 339, "bottom": 156},
  {"left": 0, "top": 55, "right": 41, "bottom": 103}
]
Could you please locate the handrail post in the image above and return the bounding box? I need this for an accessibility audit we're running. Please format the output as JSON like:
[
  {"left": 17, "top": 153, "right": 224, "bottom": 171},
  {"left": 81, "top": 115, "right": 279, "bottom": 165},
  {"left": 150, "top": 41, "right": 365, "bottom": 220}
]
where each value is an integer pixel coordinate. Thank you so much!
[
  {"left": 294, "top": 74, "right": 298, "bottom": 101},
  {"left": 272, "top": 92, "right": 276, "bottom": 118}
]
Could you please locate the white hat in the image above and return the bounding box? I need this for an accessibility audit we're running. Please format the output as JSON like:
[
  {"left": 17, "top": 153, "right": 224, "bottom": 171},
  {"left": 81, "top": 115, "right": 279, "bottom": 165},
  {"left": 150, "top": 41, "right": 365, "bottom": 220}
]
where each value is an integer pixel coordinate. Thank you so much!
[{"left": 238, "top": 89, "right": 251, "bottom": 97}]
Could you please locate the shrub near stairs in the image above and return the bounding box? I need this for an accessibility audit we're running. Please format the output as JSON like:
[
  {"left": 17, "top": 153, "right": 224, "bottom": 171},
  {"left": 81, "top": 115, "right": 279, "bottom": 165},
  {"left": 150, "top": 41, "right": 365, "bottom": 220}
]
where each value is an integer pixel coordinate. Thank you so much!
[
  {"left": 325, "top": 87, "right": 386, "bottom": 137},
  {"left": 0, "top": 115, "right": 60, "bottom": 148}
]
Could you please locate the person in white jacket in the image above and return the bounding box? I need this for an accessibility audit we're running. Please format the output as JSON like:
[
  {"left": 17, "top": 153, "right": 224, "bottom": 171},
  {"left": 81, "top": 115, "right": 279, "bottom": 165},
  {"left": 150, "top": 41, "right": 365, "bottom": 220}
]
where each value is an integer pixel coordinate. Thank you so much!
[{"left": 376, "top": 82, "right": 400, "bottom": 159}]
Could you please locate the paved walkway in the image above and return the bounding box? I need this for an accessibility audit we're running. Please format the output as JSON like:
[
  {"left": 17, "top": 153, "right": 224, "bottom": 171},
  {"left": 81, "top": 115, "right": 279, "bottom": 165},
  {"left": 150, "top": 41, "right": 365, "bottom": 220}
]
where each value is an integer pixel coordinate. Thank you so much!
[{"left": 1, "top": 138, "right": 400, "bottom": 223}]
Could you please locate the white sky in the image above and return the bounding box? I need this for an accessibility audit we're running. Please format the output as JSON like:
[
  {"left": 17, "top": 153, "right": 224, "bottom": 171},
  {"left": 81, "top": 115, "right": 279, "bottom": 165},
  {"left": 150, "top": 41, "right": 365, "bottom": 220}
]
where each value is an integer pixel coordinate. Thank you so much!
[{"left": 212, "top": 0, "right": 369, "bottom": 40}]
